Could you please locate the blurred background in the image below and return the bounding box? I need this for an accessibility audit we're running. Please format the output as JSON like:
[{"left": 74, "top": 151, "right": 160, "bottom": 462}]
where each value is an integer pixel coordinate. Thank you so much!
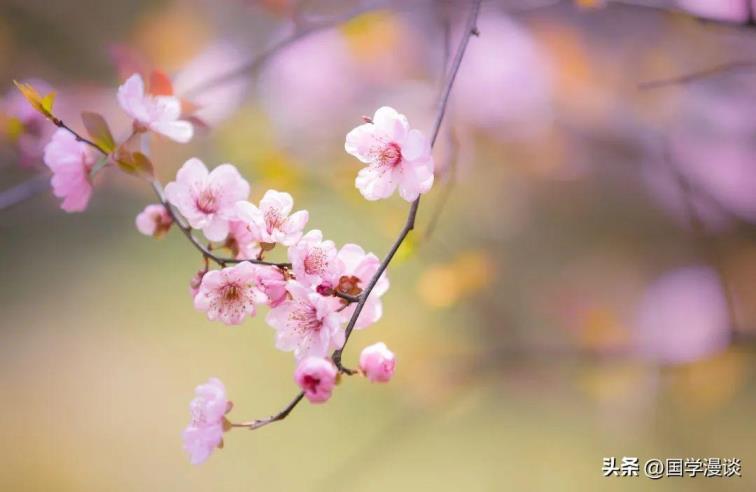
[{"left": 1, "top": 0, "right": 755, "bottom": 490}]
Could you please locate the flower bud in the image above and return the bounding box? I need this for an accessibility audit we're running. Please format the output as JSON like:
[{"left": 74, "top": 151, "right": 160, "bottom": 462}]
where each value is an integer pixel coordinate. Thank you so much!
[
  {"left": 295, "top": 357, "right": 337, "bottom": 403},
  {"left": 359, "top": 342, "right": 396, "bottom": 383}
]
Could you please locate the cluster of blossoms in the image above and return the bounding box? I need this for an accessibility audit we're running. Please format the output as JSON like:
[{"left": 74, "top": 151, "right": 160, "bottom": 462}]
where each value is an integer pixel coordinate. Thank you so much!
[{"left": 18, "top": 76, "right": 431, "bottom": 465}]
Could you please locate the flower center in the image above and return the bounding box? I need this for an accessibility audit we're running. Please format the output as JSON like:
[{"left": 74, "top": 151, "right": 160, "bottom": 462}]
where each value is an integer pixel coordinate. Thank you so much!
[
  {"left": 302, "top": 375, "right": 320, "bottom": 393},
  {"left": 264, "top": 208, "right": 283, "bottom": 233},
  {"left": 379, "top": 142, "right": 402, "bottom": 167},
  {"left": 304, "top": 247, "right": 327, "bottom": 275},
  {"left": 290, "top": 303, "right": 322, "bottom": 333},
  {"left": 196, "top": 189, "right": 218, "bottom": 214},
  {"left": 221, "top": 284, "right": 241, "bottom": 302}
]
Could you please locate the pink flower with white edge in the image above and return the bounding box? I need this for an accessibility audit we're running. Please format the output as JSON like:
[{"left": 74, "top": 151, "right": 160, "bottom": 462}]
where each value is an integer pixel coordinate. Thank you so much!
[
  {"left": 193, "top": 262, "right": 266, "bottom": 325},
  {"left": 266, "top": 280, "right": 344, "bottom": 360},
  {"left": 135, "top": 203, "right": 173, "bottom": 237},
  {"left": 164, "top": 158, "right": 250, "bottom": 241},
  {"left": 295, "top": 357, "right": 338, "bottom": 404},
  {"left": 335, "top": 244, "right": 389, "bottom": 329},
  {"left": 288, "top": 229, "right": 343, "bottom": 290},
  {"left": 43, "top": 129, "right": 96, "bottom": 213},
  {"left": 254, "top": 265, "right": 288, "bottom": 308},
  {"left": 226, "top": 220, "right": 261, "bottom": 260},
  {"left": 345, "top": 106, "right": 434, "bottom": 202},
  {"left": 235, "top": 189, "right": 309, "bottom": 246},
  {"left": 359, "top": 342, "right": 396, "bottom": 383},
  {"left": 117, "top": 73, "right": 194, "bottom": 143},
  {"left": 182, "top": 377, "right": 231, "bottom": 465}
]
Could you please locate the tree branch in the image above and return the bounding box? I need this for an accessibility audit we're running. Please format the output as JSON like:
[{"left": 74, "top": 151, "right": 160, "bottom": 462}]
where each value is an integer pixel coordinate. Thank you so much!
[
  {"left": 234, "top": 0, "right": 483, "bottom": 430},
  {"left": 0, "top": 173, "right": 50, "bottom": 210},
  {"left": 638, "top": 60, "right": 756, "bottom": 90},
  {"left": 333, "top": 0, "right": 483, "bottom": 371}
]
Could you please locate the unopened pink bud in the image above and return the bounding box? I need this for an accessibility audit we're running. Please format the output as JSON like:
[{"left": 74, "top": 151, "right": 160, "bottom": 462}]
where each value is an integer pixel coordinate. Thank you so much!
[
  {"left": 295, "top": 357, "right": 338, "bottom": 404},
  {"left": 359, "top": 342, "right": 395, "bottom": 383}
]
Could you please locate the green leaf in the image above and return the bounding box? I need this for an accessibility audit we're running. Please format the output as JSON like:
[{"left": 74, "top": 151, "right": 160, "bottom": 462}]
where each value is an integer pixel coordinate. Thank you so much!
[
  {"left": 13, "top": 80, "right": 56, "bottom": 119},
  {"left": 116, "top": 150, "right": 154, "bottom": 178},
  {"left": 81, "top": 112, "right": 115, "bottom": 153}
]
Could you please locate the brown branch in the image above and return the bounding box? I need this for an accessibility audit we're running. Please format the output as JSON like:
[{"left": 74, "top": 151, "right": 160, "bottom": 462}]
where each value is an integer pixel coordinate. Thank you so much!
[
  {"left": 333, "top": 0, "right": 483, "bottom": 372},
  {"left": 52, "top": 118, "right": 290, "bottom": 269},
  {"left": 234, "top": 0, "right": 483, "bottom": 430},
  {"left": 182, "top": 2, "right": 384, "bottom": 98},
  {"left": 611, "top": 0, "right": 756, "bottom": 31},
  {"left": 639, "top": 60, "right": 756, "bottom": 90},
  {"left": 231, "top": 392, "right": 305, "bottom": 430}
]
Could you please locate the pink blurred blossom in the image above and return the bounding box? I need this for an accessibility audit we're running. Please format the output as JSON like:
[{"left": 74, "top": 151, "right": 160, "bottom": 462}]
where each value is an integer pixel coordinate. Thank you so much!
[
  {"left": 635, "top": 266, "right": 731, "bottom": 364},
  {"left": 359, "top": 342, "right": 396, "bottom": 383},
  {"left": 43, "top": 129, "right": 95, "bottom": 213},
  {"left": 135, "top": 204, "right": 173, "bottom": 237},
  {"left": 346, "top": 106, "right": 434, "bottom": 201},
  {"left": 676, "top": 0, "right": 755, "bottom": 23},
  {"left": 294, "top": 356, "right": 338, "bottom": 403},
  {"left": 235, "top": 190, "right": 308, "bottom": 246},
  {"left": 288, "top": 229, "right": 342, "bottom": 290},
  {"left": 193, "top": 262, "right": 266, "bottom": 325},
  {"left": 3, "top": 78, "right": 56, "bottom": 165},
  {"left": 182, "top": 377, "right": 230, "bottom": 465},
  {"left": 266, "top": 280, "right": 344, "bottom": 360},
  {"left": 164, "top": 158, "right": 250, "bottom": 241},
  {"left": 172, "top": 42, "right": 249, "bottom": 127},
  {"left": 335, "top": 243, "right": 389, "bottom": 329},
  {"left": 258, "top": 30, "right": 359, "bottom": 141},
  {"left": 452, "top": 14, "right": 552, "bottom": 132},
  {"left": 117, "top": 73, "right": 194, "bottom": 143}
]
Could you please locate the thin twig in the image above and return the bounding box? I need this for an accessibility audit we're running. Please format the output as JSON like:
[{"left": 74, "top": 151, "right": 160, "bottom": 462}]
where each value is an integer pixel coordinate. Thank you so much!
[
  {"left": 333, "top": 0, "right": 483, "bottom": 371},
  {"left": 236, "top": 0, "right": 483, "bottom": 429},
  {"left": 232, "top": 392, "right": 305, "bottom": 430},
  {"left": 182, "top": 2, "right": 384, "bottom": 98},
  {"left": 639, "top": 60, "right": 756, "bottom": 90},
  {"left": 0, "top": 173, "right": 50, "bottom": 210},
  {"left": 53, "top": 118, "right": 290, "bottom": 269},
  {"left": 611, "top": 0, "right": 756, "bottom": 31}
]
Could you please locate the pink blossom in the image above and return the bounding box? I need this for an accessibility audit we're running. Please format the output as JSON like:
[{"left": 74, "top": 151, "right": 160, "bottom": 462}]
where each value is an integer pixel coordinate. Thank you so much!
[
  {"left": 359, "top": 342, "right": 396, "bottom": 383},
  {"left": 182, "top": 377, "right": 231, "bottom": 465},
  {"left": 635, "top": 266, "right": 730, "bottom": 364},
  {"left": 135, "top": 204, "right": 173, "bottom": 237},
  {"left": 266, "top": 281, "right": 344, "bottom": 360},
  {"left": 193, "top": 262, "right": 266, "bottom": 325},
  {"left": 335, "top": 244, "right": 389, "bottom": 329},
  {"left": 254, "top": 265, "right": 288, "bottom": 308},
  {"left": 235, "top": 190, "right": 309, "bottom": 246},
  {"left": 288, "top": 229, "right": 343, "bottom": 289},
  {"left": 43, "top": 129, "right": 95, "bottom": 213},
  {"left": 164, "top": 158, "right": 250, "bottom": 241},
  {"left": 3, "top": 78, "right": 56, "bottom": 165},
  {"left": 345, "top": 106, "right": 434, "bottom": 202},
  {"left": 226, "top": 220, "right": 261, "bottom": 260},
  {"left": 294, "top": 356, "right": 338, "bottom": 404},
  {"left": 117, "top": 73, "right": 194, "bottom": 143},
  {"left": 676, "top": 0, "right": 754, "bottom": 23}
]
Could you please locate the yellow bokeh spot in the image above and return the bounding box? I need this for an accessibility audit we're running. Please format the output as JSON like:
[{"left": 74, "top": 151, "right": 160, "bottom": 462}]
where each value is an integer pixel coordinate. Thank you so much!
[
  {"left": 670, "top": 350, "right": 747, "bottom": 413},
  {"left": 578, "top": 307, "right": 630, "bottom": 352},
  {"left": 341, "top": 11, "right": 402, "bottom": 60},
  {"left": 132, "top": 5, "right": 210, "bottom": 70},
  {"left": 417, "top": 250, "right": 496, "bottom": 308}
]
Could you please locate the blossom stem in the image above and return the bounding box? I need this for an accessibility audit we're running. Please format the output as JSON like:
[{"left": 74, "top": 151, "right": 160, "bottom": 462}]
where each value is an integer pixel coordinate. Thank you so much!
[
  {"left": 333, "top": 0, "right": 483, "bottom": 372},
  {"left": 233, "top": 392, "right": 305, "bottom": 430},
  {"left": 149, "top": 179, "right": 291, "bottom": 268}
]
